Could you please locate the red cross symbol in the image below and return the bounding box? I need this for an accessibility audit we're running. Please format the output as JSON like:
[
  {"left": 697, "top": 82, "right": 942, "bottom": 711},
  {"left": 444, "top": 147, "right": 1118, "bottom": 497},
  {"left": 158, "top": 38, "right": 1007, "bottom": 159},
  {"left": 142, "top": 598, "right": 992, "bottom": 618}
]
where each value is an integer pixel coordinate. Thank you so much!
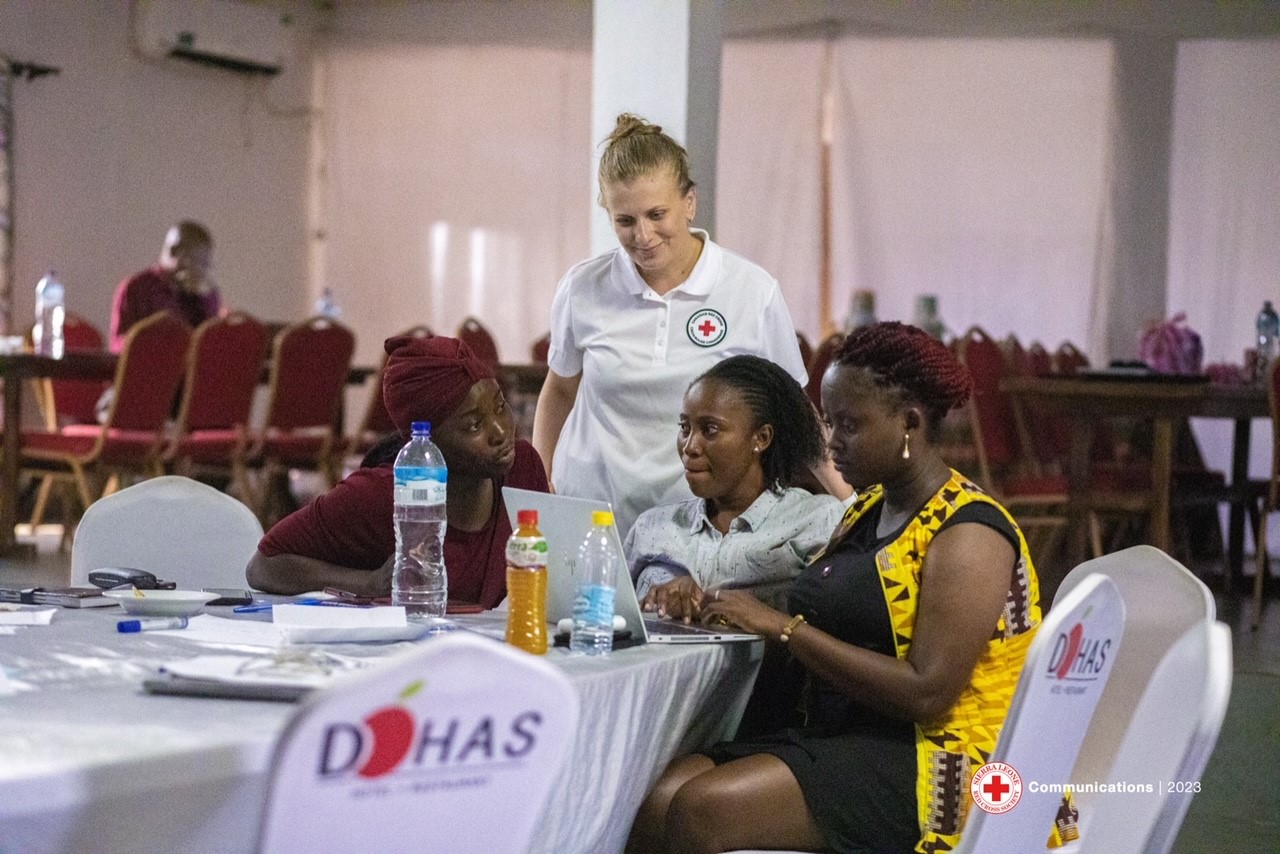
[
  {"left": 983, "top": 774, "right": 1011, "bottom": 803},
  {"left": 697, "top": 318, "right": 719, "bottom": 338}
]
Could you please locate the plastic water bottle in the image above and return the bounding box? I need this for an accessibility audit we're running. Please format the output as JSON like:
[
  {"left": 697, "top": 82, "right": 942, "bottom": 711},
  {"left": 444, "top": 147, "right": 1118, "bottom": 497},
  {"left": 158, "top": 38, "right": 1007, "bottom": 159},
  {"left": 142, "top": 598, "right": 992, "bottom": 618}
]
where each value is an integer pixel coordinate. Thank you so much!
[
  {"left": 33, "top": 271, "right": 65, "bottom": 357},
  {"left": 1256, "top": 301, "right": 1279, "bottom": 382},
  {"left": 392, "top": 421, "right": 448, "bottom": 620},
  {"left": 505, "top": 509, "right": 548, "bottom": 655},
  {"left": 570, "top": 510, "right": 620, "bottom": 655},
  {"left": 315, "top": 287, "right": 341, "bottom": 319}
]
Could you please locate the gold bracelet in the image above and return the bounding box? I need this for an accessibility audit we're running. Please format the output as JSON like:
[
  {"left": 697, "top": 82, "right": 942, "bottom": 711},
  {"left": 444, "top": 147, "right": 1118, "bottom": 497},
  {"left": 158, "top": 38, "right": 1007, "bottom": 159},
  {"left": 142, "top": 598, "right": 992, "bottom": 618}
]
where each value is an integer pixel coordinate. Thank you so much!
[{"left": 779, "top": 614, "right": 806, "bottom": 643}]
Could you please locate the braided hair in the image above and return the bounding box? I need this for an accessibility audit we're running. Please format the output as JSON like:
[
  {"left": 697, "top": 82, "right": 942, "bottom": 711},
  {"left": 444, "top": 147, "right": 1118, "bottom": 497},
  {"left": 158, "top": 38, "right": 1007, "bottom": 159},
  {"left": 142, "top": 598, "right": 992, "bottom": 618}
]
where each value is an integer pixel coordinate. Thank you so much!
[
  {"left": 832, "top": 322, "right": 971, "bottom": 431},
  {"left": 693, "top": 355, "right": 825, "bottom": 492},
  {"left": 598, "top": 113, "right": 695, "bottom": 200}
]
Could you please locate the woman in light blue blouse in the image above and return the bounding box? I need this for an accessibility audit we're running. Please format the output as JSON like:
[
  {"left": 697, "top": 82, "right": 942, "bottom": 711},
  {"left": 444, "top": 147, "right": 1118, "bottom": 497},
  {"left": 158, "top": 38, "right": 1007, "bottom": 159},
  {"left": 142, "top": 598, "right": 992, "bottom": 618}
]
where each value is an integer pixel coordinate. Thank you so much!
[{"left": 625, "top": 355, "right": 848, "bottom": 619}]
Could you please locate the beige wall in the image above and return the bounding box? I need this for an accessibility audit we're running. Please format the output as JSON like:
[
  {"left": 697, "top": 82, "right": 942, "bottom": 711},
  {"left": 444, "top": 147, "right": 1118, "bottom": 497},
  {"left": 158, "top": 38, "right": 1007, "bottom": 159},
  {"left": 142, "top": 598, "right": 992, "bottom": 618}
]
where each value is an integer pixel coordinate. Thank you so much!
[{"left": 1, "top": 0, "right": 316, "bottom": 337}]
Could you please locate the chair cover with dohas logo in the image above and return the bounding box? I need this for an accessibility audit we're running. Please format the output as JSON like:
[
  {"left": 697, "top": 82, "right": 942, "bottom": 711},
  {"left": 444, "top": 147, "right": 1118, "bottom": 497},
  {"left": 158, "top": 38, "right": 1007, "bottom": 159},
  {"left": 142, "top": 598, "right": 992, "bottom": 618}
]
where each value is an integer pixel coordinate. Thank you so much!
[
  {"left": 1045, "top": 545, "right": 1217, "bottom": 852},
  {"left": 950, "top": 573, "right": 1125, "bottom": 853},
  {"left": 257, "top": 632, "right": 579, "bottom": 854}
]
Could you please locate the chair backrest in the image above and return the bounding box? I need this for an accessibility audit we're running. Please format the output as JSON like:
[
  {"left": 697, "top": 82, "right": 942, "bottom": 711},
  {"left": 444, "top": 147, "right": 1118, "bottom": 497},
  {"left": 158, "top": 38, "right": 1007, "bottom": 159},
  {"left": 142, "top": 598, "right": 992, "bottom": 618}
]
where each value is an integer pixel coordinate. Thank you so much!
[
  {"left": 263, "top": 317, "right": 356, "bottom": 432},
  {"left": 457, "top": 316, "right": 500, "bottom": 369},
  {"left": 1052, "top": 546, "right": 1214, "bottom": 829},
  {"left": 1267, "top": 358, "right": 1280, "bottom": 508},
  {"left": 176, "top": 312, "right": 269, "bottom": 432},
  {"left": 70, "top": 475, "right": 265, "bottom": 588},
  {"left": 1026, "top": 342, "right": 1054, "bottom": 377},
  {"left": 257, "top": 632, "right": 579, "bottom": 854},
  {"left": 39, "top": 311, "right": 109, "bottom": 427},
  {"left": 102, "top": 312, "right": 191, "bottom": 431},
  {"left": 358, "top": 325, "right": 431, "bottom": 442},
  {"left": 530, "top": 332, "right": 550, "bottom": 364},
  {"left": 955, "top": 326, "right": 1026, "bottom": 487},
  {"left": 953, "top": 574, "right": 1126, "bottom": 854},
  {"left": 805, "top": 332, "right": 843, "bottom": 411},
  {"left": 795, "top": 331, "right": 814, "bottom": 369},
  {"left": 1078, "top": 619, "right": 1232, "bottom": 854},
  {"left": 1054, "top": 341, "right": 1090, "bottom": 375}
]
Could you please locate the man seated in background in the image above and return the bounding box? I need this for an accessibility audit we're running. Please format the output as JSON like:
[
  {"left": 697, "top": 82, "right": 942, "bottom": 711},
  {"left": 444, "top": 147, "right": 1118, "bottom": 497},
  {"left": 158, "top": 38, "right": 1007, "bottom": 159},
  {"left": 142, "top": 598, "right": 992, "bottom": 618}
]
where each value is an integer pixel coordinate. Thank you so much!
[
  {"left": 109, "top": 220, "right": 220, "bottom": 351},
  {"left": 246, "top": 334, "right": 549, "bottom": 609}
]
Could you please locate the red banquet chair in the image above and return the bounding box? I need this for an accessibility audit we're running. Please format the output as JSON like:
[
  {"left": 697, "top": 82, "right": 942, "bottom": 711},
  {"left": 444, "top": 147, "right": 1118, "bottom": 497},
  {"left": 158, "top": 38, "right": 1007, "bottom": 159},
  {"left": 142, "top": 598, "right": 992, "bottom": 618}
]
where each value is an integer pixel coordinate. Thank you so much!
[
  {"left": 805, "top": 332, "right": 843, "bottom": 413},
  {"left": 531, "top": 332, "right": 550, "bottom": 365},
  {"left": 164, "top": 312, "right": 269, "bottom": 493},
  {"left": 243, "top": 316, "right": 355, "bottom": 522},
  {"left": 353, "top": 324, "right": 432, "bottom": 456},
  {"left": 19, "top": 312, "right": 191, "bottom": 527},
  {"left": 456, "top": 317, "right": 500, "bottom": 370}
]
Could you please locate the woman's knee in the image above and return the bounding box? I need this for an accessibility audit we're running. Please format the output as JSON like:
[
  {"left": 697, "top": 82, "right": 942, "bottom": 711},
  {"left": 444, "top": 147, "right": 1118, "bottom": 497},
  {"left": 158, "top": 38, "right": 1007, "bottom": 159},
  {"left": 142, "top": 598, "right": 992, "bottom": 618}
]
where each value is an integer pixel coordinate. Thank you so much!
[{"left": 665, "top": 777, "right": 736, "bottom": 854}]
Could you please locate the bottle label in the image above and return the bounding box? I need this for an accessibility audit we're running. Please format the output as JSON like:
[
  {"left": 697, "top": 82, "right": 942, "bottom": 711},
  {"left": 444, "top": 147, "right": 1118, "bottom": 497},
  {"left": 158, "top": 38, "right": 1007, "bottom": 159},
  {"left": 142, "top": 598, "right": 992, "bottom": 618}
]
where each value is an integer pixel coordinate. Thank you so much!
[
  {"left": 573, "top": 584, "right": 615, "bottom": 625},
  {"left": 506, "top": 536, "right": 548, "bottom": 569},
  {"left": 393, "top": 479, "right": 445, "bottom": 506}
]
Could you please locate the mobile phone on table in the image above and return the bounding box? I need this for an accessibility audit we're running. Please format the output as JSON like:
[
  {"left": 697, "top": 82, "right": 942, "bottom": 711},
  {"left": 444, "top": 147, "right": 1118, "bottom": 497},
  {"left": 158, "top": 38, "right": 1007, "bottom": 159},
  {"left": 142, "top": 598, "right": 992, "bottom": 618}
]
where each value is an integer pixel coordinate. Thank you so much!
[
  {"left": 202, "top": 588, "right": 255, "bottom": 607},
  {"left": 323, "top": 587, "right": 391, "bottom": 606}
]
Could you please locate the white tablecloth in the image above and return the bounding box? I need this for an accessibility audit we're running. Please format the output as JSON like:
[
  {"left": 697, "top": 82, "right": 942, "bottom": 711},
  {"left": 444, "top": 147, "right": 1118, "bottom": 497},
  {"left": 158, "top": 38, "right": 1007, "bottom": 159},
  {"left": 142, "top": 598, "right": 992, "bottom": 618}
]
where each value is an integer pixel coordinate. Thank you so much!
[{"left": 0, "top": 608, "right": 762, "bottom": 854}]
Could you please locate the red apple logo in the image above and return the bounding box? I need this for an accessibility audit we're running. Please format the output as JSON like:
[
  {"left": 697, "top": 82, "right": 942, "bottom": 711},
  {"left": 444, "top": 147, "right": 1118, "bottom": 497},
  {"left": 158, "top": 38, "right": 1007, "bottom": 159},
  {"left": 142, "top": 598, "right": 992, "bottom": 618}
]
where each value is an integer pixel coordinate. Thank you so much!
[
  {"left": 1055, "top": 623, "right": 1083, "bottom": 680},
  {"left": 357, "top": 679, "right": 424, "bottom": 778}
]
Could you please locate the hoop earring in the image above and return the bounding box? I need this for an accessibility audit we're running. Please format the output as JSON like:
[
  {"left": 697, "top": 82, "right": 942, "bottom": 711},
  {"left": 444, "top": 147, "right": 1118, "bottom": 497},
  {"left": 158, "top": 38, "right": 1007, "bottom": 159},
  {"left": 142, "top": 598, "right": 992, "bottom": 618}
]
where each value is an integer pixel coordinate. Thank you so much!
[{"left": 901, "top": 432, "right": 911, "bottom": 460}]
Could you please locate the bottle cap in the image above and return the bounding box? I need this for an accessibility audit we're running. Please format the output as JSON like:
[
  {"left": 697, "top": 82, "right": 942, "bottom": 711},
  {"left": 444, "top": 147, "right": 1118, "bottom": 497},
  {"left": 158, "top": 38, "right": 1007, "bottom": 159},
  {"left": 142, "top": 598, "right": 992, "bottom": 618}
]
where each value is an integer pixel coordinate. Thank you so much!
[
  {"left": 410, "top": 421, "right": 431, "bottom": 434},
  {"left": 592, "top": 510, "right": 614, "bottom": 527},
  {"left": 517, "top": 509, "right": 538, "bottom": 526}
]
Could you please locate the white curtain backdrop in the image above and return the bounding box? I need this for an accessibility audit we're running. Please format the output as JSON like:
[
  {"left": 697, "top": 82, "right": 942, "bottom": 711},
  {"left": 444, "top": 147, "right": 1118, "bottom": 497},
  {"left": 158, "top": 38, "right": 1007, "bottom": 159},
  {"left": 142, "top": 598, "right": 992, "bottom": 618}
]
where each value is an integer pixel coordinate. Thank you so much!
[
  {"left": 312, "top": 41, "right": 591, "bottom": 367},
  {"left": 828, "top": 38, "right": 1114, "bottom": 349},
  {"left": 1169, "top": 40, "right": 1280, "bottom": 492},
  {"left": 716, "top": 40, "right": 826, "bottom": 343}
]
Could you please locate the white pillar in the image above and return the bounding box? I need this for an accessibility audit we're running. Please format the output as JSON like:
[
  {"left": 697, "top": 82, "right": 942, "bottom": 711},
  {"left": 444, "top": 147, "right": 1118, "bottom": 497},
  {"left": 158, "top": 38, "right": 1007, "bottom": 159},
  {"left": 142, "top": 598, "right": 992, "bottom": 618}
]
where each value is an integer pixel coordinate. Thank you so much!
[{"left": 591, "top": 0, "right": 722, "bottom": 256}]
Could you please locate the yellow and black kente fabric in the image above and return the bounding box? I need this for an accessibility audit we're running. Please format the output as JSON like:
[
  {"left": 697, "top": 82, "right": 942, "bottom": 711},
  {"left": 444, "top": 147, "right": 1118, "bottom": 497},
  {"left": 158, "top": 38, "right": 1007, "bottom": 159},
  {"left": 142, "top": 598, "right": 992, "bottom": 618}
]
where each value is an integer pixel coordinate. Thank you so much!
[{"left": 815, "top": 469, "right": 1076, "bottom": 853}]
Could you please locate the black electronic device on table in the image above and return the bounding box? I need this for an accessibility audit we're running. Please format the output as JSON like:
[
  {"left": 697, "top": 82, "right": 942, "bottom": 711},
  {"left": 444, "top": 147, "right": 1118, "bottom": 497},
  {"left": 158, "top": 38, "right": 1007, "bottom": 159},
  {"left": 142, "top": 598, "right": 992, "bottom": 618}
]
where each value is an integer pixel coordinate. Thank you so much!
[{"left": 87, "top": 567, "right": 176, "bottom": 590}]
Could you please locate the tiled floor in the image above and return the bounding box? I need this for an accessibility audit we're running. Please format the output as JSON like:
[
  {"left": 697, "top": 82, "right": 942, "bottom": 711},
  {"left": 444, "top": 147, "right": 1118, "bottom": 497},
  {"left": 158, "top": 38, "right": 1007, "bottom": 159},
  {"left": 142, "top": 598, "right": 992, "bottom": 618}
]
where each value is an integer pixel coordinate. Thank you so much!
[{"left": 1, "top": 528, "right": 1277, "bottom": 849}]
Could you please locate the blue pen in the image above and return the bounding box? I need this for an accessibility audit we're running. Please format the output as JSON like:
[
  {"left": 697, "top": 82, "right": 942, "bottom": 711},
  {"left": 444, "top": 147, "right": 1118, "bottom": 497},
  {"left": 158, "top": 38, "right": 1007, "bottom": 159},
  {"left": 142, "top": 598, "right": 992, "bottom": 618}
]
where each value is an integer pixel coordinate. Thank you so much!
[
  {"left": 232, "top": 598, "right": 338, "bottom": 613},
  {"left": 118, "top": 617, "right": 188, "bottom": 633}
]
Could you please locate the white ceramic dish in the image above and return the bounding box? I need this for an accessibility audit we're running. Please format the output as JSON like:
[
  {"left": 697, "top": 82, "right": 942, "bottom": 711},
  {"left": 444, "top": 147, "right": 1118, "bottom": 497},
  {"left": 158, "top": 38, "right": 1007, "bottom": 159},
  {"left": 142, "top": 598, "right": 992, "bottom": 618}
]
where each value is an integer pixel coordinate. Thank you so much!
[{"left": 104, "top": 589, "right": 219, "bottom": 617}]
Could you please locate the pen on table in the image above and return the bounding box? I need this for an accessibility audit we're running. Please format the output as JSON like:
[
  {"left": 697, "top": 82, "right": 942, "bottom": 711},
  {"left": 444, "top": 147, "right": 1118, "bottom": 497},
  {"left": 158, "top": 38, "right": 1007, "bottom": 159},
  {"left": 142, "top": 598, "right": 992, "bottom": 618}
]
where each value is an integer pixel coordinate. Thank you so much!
[
  {"left": 232, "top": 598, "right": 352, "bottom": 613},
  {"left": 118, "top": 617, "right": 188, "bottom": 633}
]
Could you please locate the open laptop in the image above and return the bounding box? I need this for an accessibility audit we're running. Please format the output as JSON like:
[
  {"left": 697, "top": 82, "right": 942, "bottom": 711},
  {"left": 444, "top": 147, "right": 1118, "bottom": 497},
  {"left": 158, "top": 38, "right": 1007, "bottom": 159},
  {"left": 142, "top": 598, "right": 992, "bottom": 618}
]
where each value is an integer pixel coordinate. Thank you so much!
[{"left": 502, "top": 488, "right": 760, "bottom": 644}]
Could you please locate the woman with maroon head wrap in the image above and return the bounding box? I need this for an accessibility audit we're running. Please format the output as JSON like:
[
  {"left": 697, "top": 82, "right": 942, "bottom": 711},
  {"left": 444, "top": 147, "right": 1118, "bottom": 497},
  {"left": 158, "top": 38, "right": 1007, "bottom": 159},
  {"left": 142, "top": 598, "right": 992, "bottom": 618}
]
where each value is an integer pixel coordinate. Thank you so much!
[
  {"left": 246, "top": 335, "right": 548, "bottom": 607},
  {"left": 632, "top": 323, "right": 1050, "bottom": 854}
]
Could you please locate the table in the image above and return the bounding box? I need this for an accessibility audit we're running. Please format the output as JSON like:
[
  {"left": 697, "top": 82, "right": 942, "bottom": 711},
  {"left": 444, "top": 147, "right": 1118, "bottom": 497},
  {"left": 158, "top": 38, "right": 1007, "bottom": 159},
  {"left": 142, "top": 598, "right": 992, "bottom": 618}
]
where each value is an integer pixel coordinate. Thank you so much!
[
  {"left": 0, "top": 609, "right": 762, "bottom": 853},
  {"left": 0, "top": 352, "right": 378, "bottom": 557},
  {"left": 1003, "top": 376, "right": 1269, "bottom": 571},
  {"left": 0, "top": 352, "right": 117, "bottom": 556}
]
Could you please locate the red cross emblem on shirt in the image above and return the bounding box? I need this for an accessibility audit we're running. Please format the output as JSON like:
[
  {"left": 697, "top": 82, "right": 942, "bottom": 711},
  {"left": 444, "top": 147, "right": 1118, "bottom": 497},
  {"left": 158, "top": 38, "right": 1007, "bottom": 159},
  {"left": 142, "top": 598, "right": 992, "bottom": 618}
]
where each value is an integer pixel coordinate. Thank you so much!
[
  {"left": 983, "top": 775, "right": 1011, "bottom": 802},
  {"left": 686, "top": 308, "right": 727, "bottom": 347}
]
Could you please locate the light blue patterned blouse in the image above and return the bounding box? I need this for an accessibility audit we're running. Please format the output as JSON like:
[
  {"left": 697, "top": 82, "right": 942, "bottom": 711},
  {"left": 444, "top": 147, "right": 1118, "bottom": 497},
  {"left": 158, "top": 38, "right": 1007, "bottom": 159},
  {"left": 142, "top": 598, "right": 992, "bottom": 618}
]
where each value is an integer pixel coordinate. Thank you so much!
[{"left": 624, "top": 487, "right": 846, "bottom": 609}]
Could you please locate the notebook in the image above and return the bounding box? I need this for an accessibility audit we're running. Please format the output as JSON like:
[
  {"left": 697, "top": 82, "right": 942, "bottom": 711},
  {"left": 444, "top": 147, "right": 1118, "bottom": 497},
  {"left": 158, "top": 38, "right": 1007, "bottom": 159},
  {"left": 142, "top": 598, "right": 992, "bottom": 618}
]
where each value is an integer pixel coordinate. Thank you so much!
[{"left": 502, "top": 488, "right": 760, "bottom": 644}]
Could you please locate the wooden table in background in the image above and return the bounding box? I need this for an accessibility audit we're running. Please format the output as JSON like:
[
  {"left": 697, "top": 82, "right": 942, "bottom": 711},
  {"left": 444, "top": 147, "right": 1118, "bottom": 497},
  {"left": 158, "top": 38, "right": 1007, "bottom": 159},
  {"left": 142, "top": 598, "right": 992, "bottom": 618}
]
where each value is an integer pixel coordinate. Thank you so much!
[{"left": 1004, "top": 375, "right": 1268, "bottom": 574}]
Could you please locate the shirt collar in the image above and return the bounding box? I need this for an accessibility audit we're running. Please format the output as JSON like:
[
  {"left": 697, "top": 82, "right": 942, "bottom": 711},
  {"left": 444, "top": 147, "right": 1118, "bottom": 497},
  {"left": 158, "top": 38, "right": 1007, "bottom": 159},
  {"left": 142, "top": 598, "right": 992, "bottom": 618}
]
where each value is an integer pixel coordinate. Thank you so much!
[
  {"left": 615, "top": 229, "right": 720, "bottom": 298},
  {"left": 688, "top": 488, "right": 782, "bottom": 536}
]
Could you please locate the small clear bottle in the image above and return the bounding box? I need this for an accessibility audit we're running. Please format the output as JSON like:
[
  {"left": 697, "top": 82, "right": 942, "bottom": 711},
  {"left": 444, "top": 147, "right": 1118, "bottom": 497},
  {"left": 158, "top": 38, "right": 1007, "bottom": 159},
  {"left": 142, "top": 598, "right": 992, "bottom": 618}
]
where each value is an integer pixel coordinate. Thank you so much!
[
  {"left": 505, "top": 509, "right": 549, "bottom": 654},
  {"left": 570, "top": 510, "right": 620, "bottom": 655},
  {"left": 392, "top": 421, "right": 448, "bottom": 620},
  {"left": 315, "top": 287, "right": 342, "bottom": 319},
  {"left": 33, "top": 271, "right": 66, "bottom": 358},
  {"left": 1256, "top": 301, "right": 1280, "bottom": 383},
  {"left": 845, "top": 289, "right": 877, "bottom": 333}
]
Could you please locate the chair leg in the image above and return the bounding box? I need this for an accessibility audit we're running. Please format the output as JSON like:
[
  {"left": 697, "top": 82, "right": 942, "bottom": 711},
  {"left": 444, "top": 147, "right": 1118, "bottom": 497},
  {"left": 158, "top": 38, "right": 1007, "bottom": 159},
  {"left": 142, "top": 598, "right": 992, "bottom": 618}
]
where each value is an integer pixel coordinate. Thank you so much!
[
  {"left": 29, "top": 476, "right": 55, "bottom": 528},
  {"left": 1254, "top": 509, "right": 1270, "bottom": 631},
  {"left": 1089, "top": 512, "right": 1104, "bottom": 558}
]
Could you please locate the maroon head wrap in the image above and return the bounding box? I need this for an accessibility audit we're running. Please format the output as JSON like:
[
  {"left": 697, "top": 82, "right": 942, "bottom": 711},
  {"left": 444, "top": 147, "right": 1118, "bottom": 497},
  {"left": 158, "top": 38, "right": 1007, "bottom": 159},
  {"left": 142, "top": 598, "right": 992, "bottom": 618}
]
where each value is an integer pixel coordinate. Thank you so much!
[{"left": 382, "top": 334, "right": 496, "bottom": 438}]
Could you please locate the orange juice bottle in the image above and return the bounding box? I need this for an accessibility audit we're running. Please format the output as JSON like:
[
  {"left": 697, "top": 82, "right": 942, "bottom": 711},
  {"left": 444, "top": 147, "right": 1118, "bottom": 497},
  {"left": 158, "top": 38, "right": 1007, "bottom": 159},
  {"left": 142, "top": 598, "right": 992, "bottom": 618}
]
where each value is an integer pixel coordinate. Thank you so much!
[{"left": 504, "top": 509, "right": 548, "bottom": 654}]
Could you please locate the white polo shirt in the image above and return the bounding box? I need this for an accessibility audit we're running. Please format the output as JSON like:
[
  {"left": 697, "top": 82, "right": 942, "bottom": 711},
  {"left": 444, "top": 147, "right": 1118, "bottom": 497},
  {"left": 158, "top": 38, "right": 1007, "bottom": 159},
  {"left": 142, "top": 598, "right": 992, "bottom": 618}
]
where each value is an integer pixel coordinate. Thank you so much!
[{"left": 547, "top": 230, "right": 808, "bottom": 537}]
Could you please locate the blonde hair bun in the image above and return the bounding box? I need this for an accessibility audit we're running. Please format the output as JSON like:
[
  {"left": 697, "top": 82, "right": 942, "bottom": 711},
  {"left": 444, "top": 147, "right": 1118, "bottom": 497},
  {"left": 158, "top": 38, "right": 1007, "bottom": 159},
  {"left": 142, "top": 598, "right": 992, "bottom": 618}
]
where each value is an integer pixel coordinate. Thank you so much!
[{"left": 598, "top": 112, "right": 695, "bottom": 199}]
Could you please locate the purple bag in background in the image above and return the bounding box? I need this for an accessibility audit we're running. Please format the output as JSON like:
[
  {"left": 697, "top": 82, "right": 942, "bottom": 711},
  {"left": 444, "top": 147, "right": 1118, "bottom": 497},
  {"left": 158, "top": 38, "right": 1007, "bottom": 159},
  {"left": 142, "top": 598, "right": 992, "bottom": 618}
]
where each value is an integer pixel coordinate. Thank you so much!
[{"left": 1139, "top": 313, "right": 1204, "bottom": 375}]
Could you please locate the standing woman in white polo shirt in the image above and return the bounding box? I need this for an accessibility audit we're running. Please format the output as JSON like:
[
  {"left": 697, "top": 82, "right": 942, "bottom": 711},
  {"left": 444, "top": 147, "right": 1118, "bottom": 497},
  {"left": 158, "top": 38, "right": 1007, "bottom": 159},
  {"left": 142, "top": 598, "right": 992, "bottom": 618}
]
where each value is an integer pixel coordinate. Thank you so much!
[{"left": 533, "top": 113, "right": 810, "bottom": 537}]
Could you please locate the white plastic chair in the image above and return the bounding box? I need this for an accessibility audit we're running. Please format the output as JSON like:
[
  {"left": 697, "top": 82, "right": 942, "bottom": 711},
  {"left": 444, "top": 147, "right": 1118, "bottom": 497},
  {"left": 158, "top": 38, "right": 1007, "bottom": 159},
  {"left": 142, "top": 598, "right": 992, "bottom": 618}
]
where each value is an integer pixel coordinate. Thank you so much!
[
  {"left": 951, "top": 574, "right": 1126, "bottom": 854},
  {"left": 257, "top": 632, "right": 579, "bottom": 854},
  {"left": 1062, "top": 619, "right": 1232, "bottom": 854},
  {"left": 1048, "top": 544, "right": 1215, "bottom": 851},
  {"left": 727, "top": 574, "right": 1126, "bottom": 854},
  {"left": 70, "top": 475, "right": 264, "bottom": 589}
]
